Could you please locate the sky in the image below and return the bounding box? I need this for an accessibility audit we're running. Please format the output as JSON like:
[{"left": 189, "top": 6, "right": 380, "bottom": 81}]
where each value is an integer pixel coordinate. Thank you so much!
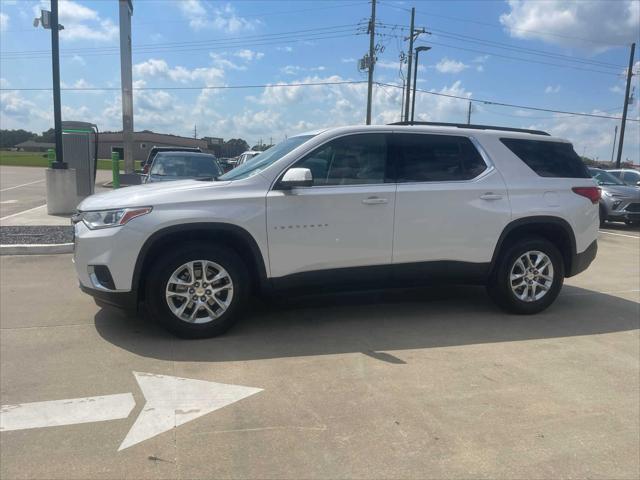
[{"left": 1, "top": 0, "right": 639, "bottom": 162}]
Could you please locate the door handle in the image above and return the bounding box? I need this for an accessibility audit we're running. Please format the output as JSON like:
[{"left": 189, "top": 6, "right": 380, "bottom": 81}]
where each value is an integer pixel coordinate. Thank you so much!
[
  {"left": 362, "top": 196, "right": 388, "bottom": 205},
  {"left": 480, "top": 193, "right": 503, "bottom": 201}
]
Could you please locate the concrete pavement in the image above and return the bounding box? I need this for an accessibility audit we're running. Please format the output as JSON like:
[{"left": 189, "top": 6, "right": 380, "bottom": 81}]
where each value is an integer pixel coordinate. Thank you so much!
[{"left": 0, "top": 230, "right": 638, "bottom": 479}]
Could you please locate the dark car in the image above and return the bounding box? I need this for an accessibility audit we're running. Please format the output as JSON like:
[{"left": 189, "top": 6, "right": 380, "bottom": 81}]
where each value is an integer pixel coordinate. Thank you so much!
[
  {"left": 145, "top": 152, "right": 222, "bottom": 183},
  {"left": 588, "top": 167, "right": 640, "bottom": 226},
  {"left": 142, "top": 146, "right": 202, "bottom": 174}
]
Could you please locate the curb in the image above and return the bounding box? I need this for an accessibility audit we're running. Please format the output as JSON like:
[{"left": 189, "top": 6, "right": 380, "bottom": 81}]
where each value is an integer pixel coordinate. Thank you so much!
[{"left": 0, "top": 243, "right": 74, "bottom": 255}]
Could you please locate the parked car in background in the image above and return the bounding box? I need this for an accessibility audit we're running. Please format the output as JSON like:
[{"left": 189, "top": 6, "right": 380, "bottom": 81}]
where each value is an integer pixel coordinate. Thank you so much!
[
  {"left": 74, "top": 123, "right": 599, "bottom": 338},
  {"left": 142, "top": 146, "right": 202, "bottom": 174},
  {"left": 607, "top": 168, "right": 640, "bottom": 187},
  {"left": 236, "top": 150, "right": 260, "bottom": 167},
  {"left": 217, "top": 157, "right": 236, "bottom": 173},
  {"left": 145, "top": 152, "right": 222, "bottom": 183},
  {"left": 588, "top": 167, "right": 640, "bottom": 226}
]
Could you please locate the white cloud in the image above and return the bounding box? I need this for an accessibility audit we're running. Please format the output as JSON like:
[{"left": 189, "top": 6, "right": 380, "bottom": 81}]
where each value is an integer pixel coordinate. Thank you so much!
[
  {"left": 33, "top": 0, "right": 117, "bottom": 42},
  {"left": 0, "top": 12, "right": 9, "bottom": 31},
  {"left": 277, "top": 46, "right": 294, "bottom": 53},
  {"left": 177, "top": 1, "right": 260, "bottom": 33},
  {"left": 280, "top": 65, "right": 326, "bottom": 75},
  {"left": 545, "top": 85, "right": 561, "bottom": 94},
  {"left": 473, "top": 55, "right": 490, "bottom": 64},
  {"left": 435, "top": 58, "right": 469, "bottom": 74},
  {"left": 499, "top": 0, "right": 640, "bottom": 50},
  {"left": 234, "top": 49, "right": 264, "bottom": 61},
  {"left": 133, "top": 58, "right": 225, "bottom": 85},
  {"left": 609, "top": 85, "right": 624, "bottom": 94},
  {"left": 0, "top": 77, "right": 10, "bottom": 88}
]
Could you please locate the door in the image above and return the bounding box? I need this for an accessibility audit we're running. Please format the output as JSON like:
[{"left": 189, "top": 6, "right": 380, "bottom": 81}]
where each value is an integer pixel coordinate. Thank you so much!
[
  {"left": 266, "top": 133, "right": 396, "bottom": 278},
  {"left": 389, "top": 133, "right": 510, "bottom": 265}
]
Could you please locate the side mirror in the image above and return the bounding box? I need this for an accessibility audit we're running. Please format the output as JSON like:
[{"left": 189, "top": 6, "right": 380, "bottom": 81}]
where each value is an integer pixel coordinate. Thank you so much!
[
  {"left": 279, "top": 168, "right": 313, "bottom": 188},
  {"left": 636, "top": 181, "right": 640, "bottom": 187}
]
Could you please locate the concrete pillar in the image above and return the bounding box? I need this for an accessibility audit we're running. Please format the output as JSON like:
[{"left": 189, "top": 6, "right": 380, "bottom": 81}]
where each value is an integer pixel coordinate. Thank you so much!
[{"left": 46, "top": 168, "right": 79, "bottom": 215}]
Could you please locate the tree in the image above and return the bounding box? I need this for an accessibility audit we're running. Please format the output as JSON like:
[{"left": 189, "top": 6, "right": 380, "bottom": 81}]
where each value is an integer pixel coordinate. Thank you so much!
[
  {"left": 221, "top": 138, "right": 249, "bottom": 158},
  {"left": 0, "top": 129, "right": 37, "bottom": 148}
]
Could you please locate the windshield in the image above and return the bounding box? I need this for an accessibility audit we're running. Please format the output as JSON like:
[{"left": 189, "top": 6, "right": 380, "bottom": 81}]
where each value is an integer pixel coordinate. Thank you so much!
[
  {"left": 150, "top": 154, "right": 221, "bottom": 178},
  {"left": 220, "top": 135, "right": 315, "bottom": 180},
  {"left": 589, "top": 168, "right": 625, "bottom": 186}
]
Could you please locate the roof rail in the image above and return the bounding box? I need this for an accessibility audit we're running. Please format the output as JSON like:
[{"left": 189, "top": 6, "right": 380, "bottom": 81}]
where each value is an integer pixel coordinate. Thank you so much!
[{"left": 388, "top": 121, "right": 550, "bottom": 136}]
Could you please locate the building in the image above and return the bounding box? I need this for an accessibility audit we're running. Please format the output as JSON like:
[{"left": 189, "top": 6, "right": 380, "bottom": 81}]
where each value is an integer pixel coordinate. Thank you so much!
[
  {"left": 97, "top": 131, "right": 210, "bottom": 161},
  {"left": 15, "top": 140, "right": 55, "bottom": 152}
]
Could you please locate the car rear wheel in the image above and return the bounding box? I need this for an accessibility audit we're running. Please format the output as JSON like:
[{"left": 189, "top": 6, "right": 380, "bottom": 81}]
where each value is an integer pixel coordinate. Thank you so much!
[
  {"left": 146, "top": 242, "right": 249, "bottom": 338},
  {"left": 488, "top": 237, "right": 564, "bottom": 314}
]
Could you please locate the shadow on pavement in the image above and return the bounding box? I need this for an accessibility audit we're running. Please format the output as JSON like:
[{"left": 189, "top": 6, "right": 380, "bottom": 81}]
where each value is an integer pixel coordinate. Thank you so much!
[{"left": 94, "top": 284, "right": 639, "bottom": 363}]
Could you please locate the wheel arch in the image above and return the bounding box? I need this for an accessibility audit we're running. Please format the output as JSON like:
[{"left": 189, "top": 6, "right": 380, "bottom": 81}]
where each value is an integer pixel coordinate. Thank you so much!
[
  {"left": 133, "top": 223, "right": 268, "bottom": 301},
  {"left": 490, "top": 216, "right": 577, "bottom": 278}
]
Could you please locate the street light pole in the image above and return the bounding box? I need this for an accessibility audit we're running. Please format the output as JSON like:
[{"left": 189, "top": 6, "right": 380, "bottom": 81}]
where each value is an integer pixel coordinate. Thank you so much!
[
  {"left": 410, "top": 46, "right": 430, "bottom": 123},
  {"left": 50, "top": 0, "right": 65, "bottom": 168}
]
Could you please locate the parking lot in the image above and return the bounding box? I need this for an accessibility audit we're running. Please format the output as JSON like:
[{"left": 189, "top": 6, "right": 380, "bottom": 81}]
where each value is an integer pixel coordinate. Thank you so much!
[
  {"left": 0, "top": 226, "right": 638, "bottom": 479},
  {"left": 0, "top": 166, "right": 112, "bottom": 221}
]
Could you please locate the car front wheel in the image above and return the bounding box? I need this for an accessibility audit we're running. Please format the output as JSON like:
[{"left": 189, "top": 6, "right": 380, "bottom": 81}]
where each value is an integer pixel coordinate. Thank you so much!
[
  {"left": 146, "top": 242, "right": 249, "bottom": 338},
  {"left": 488, "top": 237, "right": 564, "bottom": 315}
]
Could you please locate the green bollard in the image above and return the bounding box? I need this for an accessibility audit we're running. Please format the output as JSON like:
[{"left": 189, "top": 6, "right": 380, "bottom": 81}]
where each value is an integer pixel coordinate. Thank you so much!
[
  {"left": 47, "top": 148, "right": 55, "bottom": 167},
  {"left": 111, "top": 152, "right": 120, "bottom": 189}
]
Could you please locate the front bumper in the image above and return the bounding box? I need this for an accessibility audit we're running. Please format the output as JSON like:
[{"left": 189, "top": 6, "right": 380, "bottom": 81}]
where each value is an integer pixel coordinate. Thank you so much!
[{"left": 80, "top": 284, "right": 138, "bottom": 311}]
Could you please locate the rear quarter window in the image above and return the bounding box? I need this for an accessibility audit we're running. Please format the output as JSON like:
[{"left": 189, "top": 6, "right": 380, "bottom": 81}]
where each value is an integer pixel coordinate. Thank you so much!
[{"left": 500, "top": 138, "right": 590, "bottom": 178}]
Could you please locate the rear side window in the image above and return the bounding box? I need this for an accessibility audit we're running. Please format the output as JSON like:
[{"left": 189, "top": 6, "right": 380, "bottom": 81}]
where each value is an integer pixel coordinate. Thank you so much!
[
  {"left": 389, "top": 133, "right": 487, "bottom": 182},
  {"left": 500, "top": 138, "right": 590, "bottom": 178}
]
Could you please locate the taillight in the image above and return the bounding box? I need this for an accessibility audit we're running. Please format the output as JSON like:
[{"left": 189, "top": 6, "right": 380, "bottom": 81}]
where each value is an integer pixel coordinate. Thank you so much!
[{"left": 572, "top": 186, "right": 601, "bottom": 204}]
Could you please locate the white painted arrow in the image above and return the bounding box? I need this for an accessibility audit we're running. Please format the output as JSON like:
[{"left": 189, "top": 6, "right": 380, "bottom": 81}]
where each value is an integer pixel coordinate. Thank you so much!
[
  {"left": 1, "top": 394, "right": 135, "bottom": 432},
  {"left": 0, "top": 372, "right": 263, "bottom": 452},
  {"left": 118, "top": 372, "right": 263, "bottom": 451}
]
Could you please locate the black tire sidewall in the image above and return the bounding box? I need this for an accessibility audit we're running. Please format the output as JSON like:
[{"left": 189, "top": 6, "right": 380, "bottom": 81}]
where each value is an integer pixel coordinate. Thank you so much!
[
  {"left": 490, "top": 237, "right": 564, "bottom": 315},
  {"left": 146, "top": 242, "right": 249, "bottom": 338}
]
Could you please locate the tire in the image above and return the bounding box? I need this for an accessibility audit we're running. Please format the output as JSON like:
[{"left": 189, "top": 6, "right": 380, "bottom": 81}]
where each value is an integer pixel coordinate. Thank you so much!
[
  {"left": 487, "top": 237, "right": 564, "bottom": 315},
  {"left": 145, "top": 242, "right": 249, "bottom": 338}
]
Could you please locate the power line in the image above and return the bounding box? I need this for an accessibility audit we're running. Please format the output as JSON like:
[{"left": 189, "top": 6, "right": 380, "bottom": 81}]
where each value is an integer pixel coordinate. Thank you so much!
[
  {"left": 2, "top": 24, "right": 363, "bottom": 56},
  {"left": 375, "top": 22, "right": 626, "bottom": 70},
  {"left": 374, "top": 34, "right": 624, "bottom": 77},
  {"left": 376, "top": 81, "right": 640, "bottom": 122},
  {"left": 0, "top": 80, "right": 369, "bottom": 92}
]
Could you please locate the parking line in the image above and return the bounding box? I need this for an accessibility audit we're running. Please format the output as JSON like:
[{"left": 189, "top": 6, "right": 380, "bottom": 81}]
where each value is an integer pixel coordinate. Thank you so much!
[
  {"left": 599, "top": 230, "right": 640, "bottom": 239},
  {"left": 0, "top": 204, "right": 46, "bottom": 221},
  {"left": 0, "top": 179, "right": 45, "bottom": 193}
]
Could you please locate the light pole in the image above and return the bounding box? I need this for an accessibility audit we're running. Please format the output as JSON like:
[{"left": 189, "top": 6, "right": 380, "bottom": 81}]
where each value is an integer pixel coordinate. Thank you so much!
[
  {"left": 34, "top": 1, "right": 65, "bottom": 168},
  {"left": 410, "top": 46, "right": 430, "bottom": 123}
]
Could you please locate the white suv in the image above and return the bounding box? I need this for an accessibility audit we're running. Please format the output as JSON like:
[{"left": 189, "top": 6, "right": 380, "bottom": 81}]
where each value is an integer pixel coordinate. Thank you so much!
[{"left": 73, "top": 124, "right": 600, "bottom": 338}]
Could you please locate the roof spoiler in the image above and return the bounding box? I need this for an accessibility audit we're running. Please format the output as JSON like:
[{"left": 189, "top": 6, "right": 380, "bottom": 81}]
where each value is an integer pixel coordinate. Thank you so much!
[{"left": 388, "top": 121, "right": 550, "bottom": 136}]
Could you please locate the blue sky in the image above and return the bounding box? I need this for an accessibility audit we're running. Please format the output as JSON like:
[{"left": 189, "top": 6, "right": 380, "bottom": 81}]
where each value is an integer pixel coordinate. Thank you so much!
[{"left": 1, "top": 0, "right": 639, "bottom": 161}]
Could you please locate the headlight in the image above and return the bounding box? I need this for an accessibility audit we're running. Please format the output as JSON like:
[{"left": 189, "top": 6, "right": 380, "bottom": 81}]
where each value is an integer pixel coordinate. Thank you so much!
[
  {"left": 601, "top": 191, "right": 612, "bottom": 198},
  {"left": 80, "top": 207, "right": 152, "bottom": 230}
]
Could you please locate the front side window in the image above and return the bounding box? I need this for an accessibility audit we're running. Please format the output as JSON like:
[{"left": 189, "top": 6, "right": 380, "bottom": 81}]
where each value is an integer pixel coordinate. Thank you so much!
[
  {"left": 588, "top": 168, "right": 626, "bottom": 186},
  {"left": 622, "top": 171, "right": 640, "bottom": 184},
  {"left": 294, "top": 133, "right": 387, "bottom": 186},
  {"left": 501, "top": 138, "right": 590, "bottom": 178},
  {"left": 389, "top": 133, "right": 487, "bottom": 182}
]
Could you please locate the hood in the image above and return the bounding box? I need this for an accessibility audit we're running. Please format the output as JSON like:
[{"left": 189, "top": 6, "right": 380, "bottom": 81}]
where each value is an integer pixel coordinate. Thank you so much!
[
  {"left": 79, "top": 179, "right": 232, "bottom": 211},
  {"left": 599, "top": 184, "right": 640, "bottom": 199}
]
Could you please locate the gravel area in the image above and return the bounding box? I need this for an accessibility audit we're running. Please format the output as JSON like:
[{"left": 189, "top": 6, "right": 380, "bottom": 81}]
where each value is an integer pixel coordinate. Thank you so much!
[{"left": 0, "top": 226, "right": 73, "bottom": 245}]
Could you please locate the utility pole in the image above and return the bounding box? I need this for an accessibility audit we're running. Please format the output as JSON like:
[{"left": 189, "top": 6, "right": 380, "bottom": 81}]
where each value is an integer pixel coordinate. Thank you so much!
[
  {"left": 365, "top": 0, "right": 376, "bottom": 125},
  {"left": 410, "top": 46, "right": 430, "bottom": 122},
  {"left": 616, "top": 42, "right": 635, "bottom": 169},
  {"left": 610, "top": 125, "right": 618, "bottom": 163},
  {"left": 119, "top": 0, "right": 134, "bottom": 173},
  {"left": 403, "top": 8, "right": 415, "bottom": 123},
  {"left": 193, "top": 124, "right": 197, "bottom": 139},
  {"left": 467, "top": 101, "right": 472, "bottom": 125},
  {"left": 400, "top": 77, "right": 405, "bottom": 121},
  {"left": 50, "top": 0, "right": 64, "bottom": 168}
]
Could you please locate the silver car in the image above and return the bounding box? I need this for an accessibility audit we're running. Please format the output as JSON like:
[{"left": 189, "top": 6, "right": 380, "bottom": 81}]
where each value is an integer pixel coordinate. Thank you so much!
[
  {"left": 607, "top": 169, "right": 640, "bottom": 187},
  {"left": 588, "top": 168, "right": 640, "bottom": 226}
]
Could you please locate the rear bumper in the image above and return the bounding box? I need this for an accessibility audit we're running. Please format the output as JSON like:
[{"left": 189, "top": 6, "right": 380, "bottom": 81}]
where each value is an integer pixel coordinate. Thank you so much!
[
  {"left": 80, "top": 284, "right": 138, "bottom": 311},
  {"left": 567, "top": 239, "right": 597, "bottom": 277}
]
